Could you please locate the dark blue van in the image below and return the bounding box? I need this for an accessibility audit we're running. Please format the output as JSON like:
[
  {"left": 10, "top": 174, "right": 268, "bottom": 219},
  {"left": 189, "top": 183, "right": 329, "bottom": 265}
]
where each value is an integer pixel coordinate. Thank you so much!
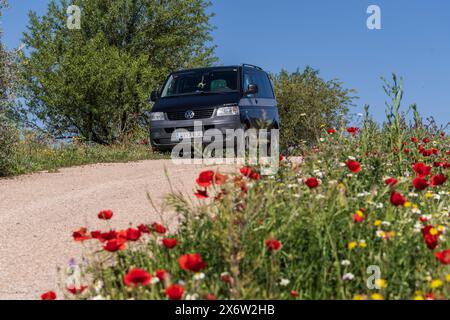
[{"left": 149, "top": 64, "right": 279, "bottom": 151}]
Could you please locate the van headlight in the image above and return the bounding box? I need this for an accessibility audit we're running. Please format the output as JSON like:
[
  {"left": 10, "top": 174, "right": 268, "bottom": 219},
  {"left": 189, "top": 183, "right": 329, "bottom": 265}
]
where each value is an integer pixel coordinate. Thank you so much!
[
  {"left": 150, "top": 112, "right": 165, "bottom": 121},
  {"left": 216, "top": 105, "right": 239, "bottom": 116}
]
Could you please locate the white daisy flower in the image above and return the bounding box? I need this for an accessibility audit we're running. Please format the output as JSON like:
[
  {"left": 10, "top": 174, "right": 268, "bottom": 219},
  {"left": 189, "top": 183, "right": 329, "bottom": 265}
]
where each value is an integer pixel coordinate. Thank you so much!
[
  {"left": 279, "top": 279, "right": 290, "bottom": 287},
  {"left": 342, "top": 273, "right": 355, "bottom": 281},
  {"left": 341, "top": 260, "right": 351, "bottom": 266},
  {"left": 193, "top": 273, "right": 205, "bottom": 281}
]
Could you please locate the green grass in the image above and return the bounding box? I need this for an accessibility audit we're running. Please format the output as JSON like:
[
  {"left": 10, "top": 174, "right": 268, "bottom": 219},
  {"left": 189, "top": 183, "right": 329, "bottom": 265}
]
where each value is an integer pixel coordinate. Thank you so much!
[{"left": 6, "top": 141, "right": 169, "bottom": 176}]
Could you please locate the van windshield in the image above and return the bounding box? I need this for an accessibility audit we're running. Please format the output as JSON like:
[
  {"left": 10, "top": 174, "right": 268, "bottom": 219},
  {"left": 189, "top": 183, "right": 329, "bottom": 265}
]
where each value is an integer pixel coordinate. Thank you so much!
[{"left": 160, "top": 69, "right": 238, "bottom": 98}]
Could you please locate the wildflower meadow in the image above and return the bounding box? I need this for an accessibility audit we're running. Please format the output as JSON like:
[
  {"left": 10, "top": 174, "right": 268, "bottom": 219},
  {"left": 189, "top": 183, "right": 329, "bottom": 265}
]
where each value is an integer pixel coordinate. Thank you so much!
[{"left": 42, "top": 80, "right": 449, "bottom": 301}]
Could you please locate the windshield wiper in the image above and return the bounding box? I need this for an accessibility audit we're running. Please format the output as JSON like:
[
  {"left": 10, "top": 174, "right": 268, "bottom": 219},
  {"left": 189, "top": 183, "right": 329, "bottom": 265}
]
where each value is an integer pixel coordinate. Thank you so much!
[{"left": 194, "top": 90, "right": 233, "bottom": 95}]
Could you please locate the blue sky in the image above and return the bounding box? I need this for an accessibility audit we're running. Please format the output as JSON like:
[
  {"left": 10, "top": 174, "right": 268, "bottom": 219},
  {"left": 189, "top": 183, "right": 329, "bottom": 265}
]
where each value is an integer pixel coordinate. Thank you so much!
[{"left": 1, "top": 0, "right": 449, "bottom": 124}]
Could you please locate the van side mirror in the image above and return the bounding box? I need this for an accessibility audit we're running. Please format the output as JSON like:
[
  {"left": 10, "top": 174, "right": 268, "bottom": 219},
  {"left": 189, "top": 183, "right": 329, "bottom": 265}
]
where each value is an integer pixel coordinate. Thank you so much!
[
  {"left": 245, "top": 84, "right": 258, "bottom": 95},
  {"left": 150, "top": 90, "right": 159, "bottom": 102}
]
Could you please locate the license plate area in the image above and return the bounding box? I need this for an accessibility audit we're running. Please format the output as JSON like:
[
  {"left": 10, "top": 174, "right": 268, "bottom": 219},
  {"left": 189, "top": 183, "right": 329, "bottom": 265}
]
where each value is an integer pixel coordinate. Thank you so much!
[{"left": 174, "top": 131, "right": 203, "bottom": 140}]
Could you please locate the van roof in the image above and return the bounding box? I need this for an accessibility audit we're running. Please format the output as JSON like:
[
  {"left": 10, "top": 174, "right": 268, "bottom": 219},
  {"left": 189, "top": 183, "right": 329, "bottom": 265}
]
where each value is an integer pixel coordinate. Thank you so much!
[{"left": 171, "top": 64, "right": 263, "bottom": 74}]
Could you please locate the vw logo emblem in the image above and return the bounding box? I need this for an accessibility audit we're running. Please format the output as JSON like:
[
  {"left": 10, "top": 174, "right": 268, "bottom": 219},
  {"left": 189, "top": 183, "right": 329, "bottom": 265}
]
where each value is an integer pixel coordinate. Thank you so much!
[{"left": 185, "top": 110, "right": 195, "bottom": 119}]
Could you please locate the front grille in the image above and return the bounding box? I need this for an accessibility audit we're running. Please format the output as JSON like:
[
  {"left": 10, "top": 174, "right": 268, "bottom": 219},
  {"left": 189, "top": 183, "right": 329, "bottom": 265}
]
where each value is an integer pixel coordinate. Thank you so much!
[{"left": 167, "top": 108, "right": 215, "bottom": 121}]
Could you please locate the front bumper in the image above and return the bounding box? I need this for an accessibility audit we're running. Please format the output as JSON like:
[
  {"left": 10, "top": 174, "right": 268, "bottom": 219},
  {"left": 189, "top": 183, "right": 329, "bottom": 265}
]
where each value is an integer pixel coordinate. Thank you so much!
[{"left": 150, "top": 115, "right": 242, "bottom": 149}]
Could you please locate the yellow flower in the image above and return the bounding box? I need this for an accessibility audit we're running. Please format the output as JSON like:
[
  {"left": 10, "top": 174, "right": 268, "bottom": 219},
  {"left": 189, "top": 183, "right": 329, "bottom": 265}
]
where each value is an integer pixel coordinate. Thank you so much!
[
  {"left": 353, "top": 294, "right": 367, "bottom": 300},
  {"left": 430, "top": 279, "right": 443, "bottom": 289},
  {"left": 375, "top": 279, "right": 387, "bottom": 289},
  {"left": 437, "top": 225, "right": 445, "bottom": 232},
  {"left": 337, "top": 183, "right": 346, "bottom": 191},
  {"left": 348, "top": 242, "right": 357, "bottom": 250},
  {"left": 371, "top": 293, "right": 383, "bottom": 300},
  {"left": 446, "top": 274, "right": 450, "bottom": 282},
  {"left": 404, "top": 201, "right": 412, "bottom": 208},
  {"left": 425, "top": 191, "right": 433, "bottom": 199},
  {"left": 374, "top": 220, "right": 382, "bottom": 227},
  {"left": 429, "top": 228, "right": 438, "bottom": 236},
  {"left": 389, "top": 231, "right": 396, "bottom": 238},
  {"left": 359, "top": 240, "right": 367, "bottom": 248},
  {"left": 414, "top": 295, "right": 424, "bottom": 300},
  {"left": 412, "top": 204, "right": 419, "bottom": 209}
]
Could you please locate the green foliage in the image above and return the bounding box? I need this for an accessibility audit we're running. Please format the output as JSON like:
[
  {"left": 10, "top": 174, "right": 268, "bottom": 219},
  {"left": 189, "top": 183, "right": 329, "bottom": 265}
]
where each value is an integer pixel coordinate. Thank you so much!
[
  {"left": 6, "top": 134, "right": 168, "bottom": 176},
  {"left": 1, "top": 0, "right": 21, "bottom": 176},
  {"left": 21, "top": 0, "right": 216, "bottom": 144},
  {"left": 0, "top": 114, "right": 19, "bottom": 176},
  {"left": 272, "top": 67, "right": 355, "bottom": 150}
]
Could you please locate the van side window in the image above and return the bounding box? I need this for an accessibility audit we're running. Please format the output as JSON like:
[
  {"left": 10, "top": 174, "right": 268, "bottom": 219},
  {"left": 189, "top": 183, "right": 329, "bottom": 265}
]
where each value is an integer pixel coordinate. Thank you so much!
[
  {"left": 243, "top": 71, "right": 256, "bottom": 94},
  {"left": 243, "top": 69, "right": 274, "bottom": 99},
  {"left": 254, "top": 71, "right": 274, "bottom": 99}
]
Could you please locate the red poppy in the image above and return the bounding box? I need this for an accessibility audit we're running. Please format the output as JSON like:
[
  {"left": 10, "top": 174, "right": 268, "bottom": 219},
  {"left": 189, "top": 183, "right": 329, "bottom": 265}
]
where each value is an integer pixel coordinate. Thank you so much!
[
  {"left": 126, "top": 228, "right": 141, "bottom": 241},
  {"left": 411, "top": 137, "right": 418, "bottom": 143},
  {"left": 137, "top": 224, "right": 150, "bottom": 234},
  {"left": 155, "top": 269, "right": 167, "bottom": 281},
  {"left": 152, "top": 222, "right": 167, "bottom": 234},
  {"left": 434, "top": 162, "right": 445, "bottom": 168},
  {"left": 413, "top": 163, "right": 431, "bottom": 177},
  {"left": 290, "top": 290, "right": 299, "bottom": 297},
  {"left": 347, "top": 127, "right": 359, "bottom": 136},
  {"left": 422, "top": 137, "right": 431, "bottom": 144},
  {"left": 98, "top": 210, "right": 113, "bottom": 220},
  {"left": 162, "top": 238, "right": 177, "bottom": 249},
  {"left": 41, "top": 291, "right": 57, "bottom": 300},
  {"left": 220, "top": 273, "right": 233, "bottom": 284},
  {"left": 352, "top": 212, "right": 364, "bottom": 224},
  {"left": 265, "top": 239, "right": 282, "bottom": 252},
  {"left": 178, "top": 253, "right": 207, "bottom": 272},
  {"left": 279, "top": 155, "right": 285, "bottom": 161},
  {"left": 424, "top": 233, "right": 439, "bottom": 250},
  {"left": 165, "top": 284, "right": 184, "bottom": 300},
  {"left": 72, "top": 228, "right": 91, "bottom": 242},
  {"left": 430, "top": 174, "right": 446, "bottom": 187},
  {"left": 390, "top": 192, "right": 406, "bottom": 206},
  {"left": 90, "top": 230, "right": 102, "bottom": 239},
  {"left": 194, "top": 189, "right": 209, "bottom": 199},
  {"left": 100, "top": 230, "right": 118, "bottom": 241},
  {"left": 346, "top": 160, "right": 362, "bottom": 173},
  {"left": 196, "top": 170, "right": 215, "bottom": 188},
  {"left": 412, "top": 177, "right": 429, "bottom": 191},
  {"left": 123, "top": 268, "right": 152, "bottom": 287},
  {"left": 384, "top": 177, "right": 398, "bottom": 187},
  {"left": 421, "top": 225, "right": 440, "bottom": 250},
  {"left": 207, "top": 294, "right": 217, "bottom": 300},
  {"left": 327, "top": 128, "right": 336, "bottom": 135},
  {"left": 103, "top": 238, "right": 126, "bottom": 252},
  {"left": 215, "top": 172, "right": 228, "bottom": 186},
  {"left": 425, "top": 293, "right": 436, "bottom": 300},
  {"left": 305, "top": 177, "right": 319, "bottom": 189},
  {"left": 240, "top": 166, "right": 253, "bottom": 177},
  {"left": 67, "top": 285, "right": 88, "bottom": 295},
  {"left": 249, "top": 171, "right": 261, "bottom": 180},
  {"left": 435, "top": 249, "right": 450, "bottom": 265},
  {"left": 420, "top": 149, "right": 434, "bottom": 157}
]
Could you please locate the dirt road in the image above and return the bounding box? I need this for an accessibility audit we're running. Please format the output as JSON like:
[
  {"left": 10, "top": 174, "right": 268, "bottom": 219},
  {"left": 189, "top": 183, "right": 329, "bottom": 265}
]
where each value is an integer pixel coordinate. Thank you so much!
[{"left": 0, "top": 159, "right": 234, "bottom": 300}]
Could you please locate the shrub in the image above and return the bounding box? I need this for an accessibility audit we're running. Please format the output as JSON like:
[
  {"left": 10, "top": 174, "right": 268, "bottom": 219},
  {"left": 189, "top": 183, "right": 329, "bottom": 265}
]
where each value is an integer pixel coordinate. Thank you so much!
[
  {"left": 272, "top": 67, "right": 355, "bottom": 150},
  {"left": 0, "top": 113, "right": 19, "bottom": 176}
]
